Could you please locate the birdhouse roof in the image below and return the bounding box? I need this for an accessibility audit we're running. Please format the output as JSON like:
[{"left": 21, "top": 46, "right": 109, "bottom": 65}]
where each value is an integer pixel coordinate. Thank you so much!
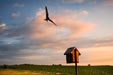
[{"left": 64, "top": 47, "right": 77, "bottom": 55}]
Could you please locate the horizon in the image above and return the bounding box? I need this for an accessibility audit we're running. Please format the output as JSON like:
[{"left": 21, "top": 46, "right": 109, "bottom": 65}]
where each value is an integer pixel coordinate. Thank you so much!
[
  {"left": 0, "top": 63, "right": 113, "bottom": 66},
  {"left": 0, "top": 0, "right": 113, "bottom": 65}
]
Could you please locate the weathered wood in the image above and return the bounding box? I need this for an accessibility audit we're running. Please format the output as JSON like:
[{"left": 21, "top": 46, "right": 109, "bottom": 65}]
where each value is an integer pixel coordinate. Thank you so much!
[
  {"left": 64, "top": 47, "right": 81, "bottom": 63},
  {"left": 64, "top": 47, "right": 81, "bottom": 75}
]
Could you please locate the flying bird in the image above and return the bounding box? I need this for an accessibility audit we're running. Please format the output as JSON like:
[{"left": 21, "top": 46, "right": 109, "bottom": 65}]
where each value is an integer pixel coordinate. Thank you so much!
[{"left": 44, "top": 6, "right": 57, "bottom": 26}]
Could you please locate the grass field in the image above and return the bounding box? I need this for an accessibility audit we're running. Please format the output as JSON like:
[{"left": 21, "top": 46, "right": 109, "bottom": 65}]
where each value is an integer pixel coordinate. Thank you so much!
[
  {"left": 0, "top": 64, "right": 113, "bottom": 75},
  {"left": 0, "top": 69, "right": 58, "bottom": 75}
]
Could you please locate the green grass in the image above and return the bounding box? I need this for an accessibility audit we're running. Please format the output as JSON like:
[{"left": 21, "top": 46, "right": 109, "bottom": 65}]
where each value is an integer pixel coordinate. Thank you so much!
[{"left": 0, "top": 64, "right": 113, "bottom": 75}]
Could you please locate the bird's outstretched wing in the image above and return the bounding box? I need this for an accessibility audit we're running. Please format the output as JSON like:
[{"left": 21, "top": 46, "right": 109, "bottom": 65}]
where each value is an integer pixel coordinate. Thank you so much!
[
  {"left": 45, "top": 6, "right": 57, "bottom": 26},
  {"left": 45, "top": 6, "right": 49, "bottom": 19},
  {"left": 48, "top": 18, "right": 57, "bottom": 26}
]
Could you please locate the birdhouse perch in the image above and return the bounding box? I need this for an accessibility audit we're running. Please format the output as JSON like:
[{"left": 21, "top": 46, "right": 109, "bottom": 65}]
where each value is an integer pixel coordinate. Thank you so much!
[{"left": 64, "top": 47, "right": 81, "bottom": 63}]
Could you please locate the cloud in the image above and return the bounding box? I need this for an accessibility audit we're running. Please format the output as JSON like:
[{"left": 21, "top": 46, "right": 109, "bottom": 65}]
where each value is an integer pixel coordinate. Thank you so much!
[
  {"left": 31, "top": 10, "right": 95, "bottom": 48},
  {"left": 0, "top": 8, "right": 113, "bottom": 65},
  {"left": 56, "top": 9, "right": 88, "bottom": 19},
  {"left": 79, "top": 10, "right": 89, "bottom": 16},
  {"left": 61, "top": 0, "right": 85, "bottom": 3},
  {"left": 60, "top": 0, "right": 113, "bottom": 6},
  {"left": 93, "top": 37, "right": 113, "bottom": 47},
  {"left": 94, "top": 0, "right": 113, "bottom": 6},
  {"left": 71, "top": 36, "right": 113, "bottom": 49},
  {"left": 0, "top": 24, "right": 30, "bottom": 38},
  {"left": 11, "top": 12, "right": 21, "bottom": 18},
  {"left": 0, "top": 8, "right": 95, "bottom": 65},
  {"left": 1, "top": 1, "right": 113, "bottom": 65},
  {"left": 103, "top": 0, "right": 113, "bottom": 6},
  {"left": 0, "top": 23, "right": 6, "bottom": 28},
  {"left": 13, "top": 3, "right": 24, "bottom": 7},
  {"left": 0, "top": 22, "right": 33, "bottom": 57}
]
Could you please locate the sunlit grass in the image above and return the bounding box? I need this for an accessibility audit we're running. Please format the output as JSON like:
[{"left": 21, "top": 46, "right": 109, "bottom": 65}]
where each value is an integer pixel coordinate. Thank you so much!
[{"left": 0, "top": 69, "right": 58, "bottom": 75}]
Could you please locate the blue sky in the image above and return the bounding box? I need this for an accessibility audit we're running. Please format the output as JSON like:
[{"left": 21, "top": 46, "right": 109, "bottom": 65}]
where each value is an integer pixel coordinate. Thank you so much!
[{"left": 0, "top": 0, "right": 113, "bottom": 65}]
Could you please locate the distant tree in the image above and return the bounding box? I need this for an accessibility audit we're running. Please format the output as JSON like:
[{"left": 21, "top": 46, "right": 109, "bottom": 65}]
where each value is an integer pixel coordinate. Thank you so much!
[
  {"left": 3, "top": 64, "right": 7, "bottom": 69},
  {"left": 88, "top": 64, "right": 91, "bottom": 66},
  {"left": 52, "top": 64, "right": 55, "bottom": 66},
  {"left": 58, "top": 64, "right": 62, "bottom": 66}
]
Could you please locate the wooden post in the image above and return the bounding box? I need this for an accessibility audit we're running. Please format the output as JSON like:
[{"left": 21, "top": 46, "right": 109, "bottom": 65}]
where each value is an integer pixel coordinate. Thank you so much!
[
  {"left": 64, "top": 47, "right": 81, "bottom": 75},
  {"left": 74, "top": 49, "right": 78, "bottom": 75}
]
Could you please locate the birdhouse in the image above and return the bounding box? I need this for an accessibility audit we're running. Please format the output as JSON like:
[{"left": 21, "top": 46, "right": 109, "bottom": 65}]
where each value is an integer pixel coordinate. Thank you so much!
[{"left": 64, "top": 47, "right": 81, "bottom": 63}]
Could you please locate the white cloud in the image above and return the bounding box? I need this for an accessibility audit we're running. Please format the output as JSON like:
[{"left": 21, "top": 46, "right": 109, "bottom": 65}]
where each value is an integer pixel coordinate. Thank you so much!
[
  {"left": 0, "top": 23, "right": 6, "bottom": 29},
  {"left": 61, "top": 0, "right": 85, "bottom": 3}
]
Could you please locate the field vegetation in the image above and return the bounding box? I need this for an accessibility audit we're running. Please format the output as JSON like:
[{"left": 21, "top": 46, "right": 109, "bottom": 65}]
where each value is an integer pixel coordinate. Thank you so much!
[{"left": 0, "top": 64, "right": 113, "bottom": 75}]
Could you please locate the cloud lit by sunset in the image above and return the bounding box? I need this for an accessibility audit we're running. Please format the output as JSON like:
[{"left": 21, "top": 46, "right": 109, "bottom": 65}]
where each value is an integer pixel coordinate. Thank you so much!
[{"left": 0, "top": 0, "right": 113, "bottom": 65}]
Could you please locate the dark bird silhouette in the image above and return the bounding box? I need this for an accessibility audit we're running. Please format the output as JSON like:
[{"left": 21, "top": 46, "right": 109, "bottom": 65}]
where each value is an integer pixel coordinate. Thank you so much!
[{"left": 44, "top": 6, "right": 57, "bottom": 26}]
